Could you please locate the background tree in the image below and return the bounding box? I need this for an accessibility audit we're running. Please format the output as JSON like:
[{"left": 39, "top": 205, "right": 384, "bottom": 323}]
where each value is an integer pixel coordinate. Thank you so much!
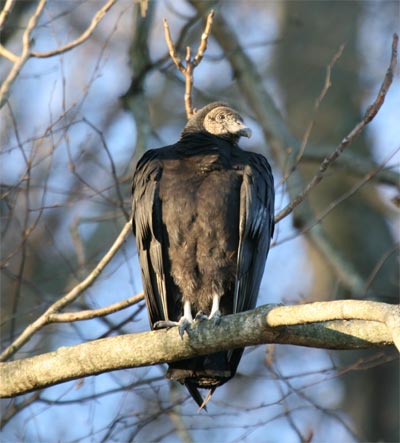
[{"left": 1, "top": 1, "right": 398, "bottom": 442}]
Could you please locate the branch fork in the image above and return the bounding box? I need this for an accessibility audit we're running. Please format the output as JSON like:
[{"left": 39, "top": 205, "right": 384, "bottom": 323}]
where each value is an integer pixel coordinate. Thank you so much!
[{"left": 163, "top": 9, "right": 214, "bottom": 118}]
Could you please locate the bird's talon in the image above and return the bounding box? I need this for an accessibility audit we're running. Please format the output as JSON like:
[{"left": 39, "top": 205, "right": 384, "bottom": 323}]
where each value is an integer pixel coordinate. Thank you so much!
[
  {"left": 178, "top": 318, "right": 192, "bottom": 338},
  {"left": 154, "top": 320, "right": 178, "bottom": 330},
  {"left": 209, "top": 310, "right": 222, "bottom": 325},
  {"left": 194, "top": 310, "right": 208, "bottom": 322}
]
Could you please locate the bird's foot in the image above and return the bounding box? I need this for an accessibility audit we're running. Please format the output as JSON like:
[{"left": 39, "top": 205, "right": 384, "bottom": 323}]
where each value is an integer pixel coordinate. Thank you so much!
[
  {"left": 153, "top": 320, "right": 179, "bottom": 329},
  {"left": 194, "top": 310, "right": 208, "bottom": 322},
  {"left": 154, "top": 317, "right": 193, "bottom": 338},
  {"left": 208, "top": 309, "right": 222, "bottom": 326},
  {"left": 178, "top": 316, "right": 193, "bottom": 338}
]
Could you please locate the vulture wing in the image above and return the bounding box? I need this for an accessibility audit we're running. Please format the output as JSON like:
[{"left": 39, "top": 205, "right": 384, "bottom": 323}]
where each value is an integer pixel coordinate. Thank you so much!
[
  {"left": 226, "top": 154, "right": 274, "bottom": 373},
  {"left": 235, "top": 154, "right": 275, "bottom": 314},
  {"left": 132, "top": 148, "right": 171, "bottom": 327}
]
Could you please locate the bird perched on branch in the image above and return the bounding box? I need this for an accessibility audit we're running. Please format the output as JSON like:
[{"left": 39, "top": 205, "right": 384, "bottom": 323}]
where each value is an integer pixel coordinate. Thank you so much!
[{"left": 131, "top": 102, "right": 274, "bottom": 410}]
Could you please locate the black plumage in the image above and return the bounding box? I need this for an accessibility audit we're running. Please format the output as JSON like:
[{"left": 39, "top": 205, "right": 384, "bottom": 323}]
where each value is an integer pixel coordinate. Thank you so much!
[{"left": 131, "top": 102, "right": 274, "bottom": 409}]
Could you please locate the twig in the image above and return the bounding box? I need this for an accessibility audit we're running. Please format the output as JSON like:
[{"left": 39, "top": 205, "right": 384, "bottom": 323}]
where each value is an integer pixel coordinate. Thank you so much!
[
  {"left": 0, "top": 391, "right": 40, "bottom": 429},
  {"left": 295, "top": 44, "right": 345, "bottom": 165},
  {"left": 0, "top": 0, "right": 47, "bottom": 109},
  {"left": 48, "top": 292, "right": 144, "bottom": 323},
  {"left": 0, "top": 0, "right": 15, "bottom": 30},
  {"left": 163, "top": 9, "right": 214, "bottom": 118},
  {"left": 274, "top": 146, "right": 400, "bottom": 247},
  {"left": 30, "top": 0, "right": 116, "bottom": 58},
  {"left": 364, "top": 244, "right": 400, "bottom": 295},
  {"left": 301, "top": 146, "right": 400, "bottom": 188},
  {"left": 0, "top": 0, "right": 116, "bottom": 109},
  {"left": 275, "top": 33, "right": 398, "bottom": 223},
  {"left": 0, "top": 221, "right": 132, "bottom": 362},
  {"left": 0, "top": 44, "right": 18, "bottom": 62}
]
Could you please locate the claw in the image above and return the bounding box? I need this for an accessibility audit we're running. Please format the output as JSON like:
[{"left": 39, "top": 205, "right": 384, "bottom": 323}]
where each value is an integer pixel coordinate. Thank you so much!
[
  {"left": 209, "top": 309, "right": 221, "bottom": 325},
  {"left": 208, "top": 294, "right": 222, "bottom": 325},
  {"left": 154, "top": 320, "right": 179, "bottom": 329},
  {"left": 178, "top": 317, "right": 192, "bottom": 338},
  {"left": 194, "top": 310, "right": 208, "bottom": 322}
]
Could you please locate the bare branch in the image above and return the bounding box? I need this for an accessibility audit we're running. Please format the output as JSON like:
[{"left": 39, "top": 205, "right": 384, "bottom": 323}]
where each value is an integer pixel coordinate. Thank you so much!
[
  {"left": 0, "top": 0, "right": 47, "bottom": 109},
  {"left": 295, "top": 44, "right": 345, "bottom": 165},
  {"left": 301, "top": 145, "right": 400, "bottom": 188},
  {"left": 163, "top": 18, "right": 186, "bottom": 73},
  {"left": 163, "top": 9, "right": 214, "bottom": 118},
  {"left": 0, "top": 0, "right": 16, "bottom": 30},
  {"left": 193, "top": 10, "right": 214, "bottom": 67},
  {"left": 31, "top": 0, "right": 116, "bottom": 58},
  {"left": 0, "top": 0, "right": 117, "bottom": 109},
  {"left": 0, "top": 300, "right": 396, "bottom": 398},
  {"left": 0, "top": 221, "right": 132, "bottom": 362},
  {"left": 48, "top": 292, "right": 144, "bottom": 323},
  {"left": 139, "top": 0, "right": 148, "bottom": 18},
  {"left": 0, "top": 44, "right": 18, "bottom": 62},
  {"left": 275, "top": 33, "right": 398, "bottom": 222}
]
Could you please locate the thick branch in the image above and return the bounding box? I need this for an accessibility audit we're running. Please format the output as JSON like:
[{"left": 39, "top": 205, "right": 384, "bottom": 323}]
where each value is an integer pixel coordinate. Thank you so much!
[{"left": 1, "top": 300, "right": 396, "bottom": 398}]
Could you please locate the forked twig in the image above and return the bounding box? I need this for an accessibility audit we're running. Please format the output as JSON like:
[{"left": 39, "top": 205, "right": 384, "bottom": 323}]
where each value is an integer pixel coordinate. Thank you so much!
[
  {"left": 163, "top": 9, "right": 214, "bottom": 118},
  {"left": 275, "top": 33, "right": 398, "bottom": 223}
]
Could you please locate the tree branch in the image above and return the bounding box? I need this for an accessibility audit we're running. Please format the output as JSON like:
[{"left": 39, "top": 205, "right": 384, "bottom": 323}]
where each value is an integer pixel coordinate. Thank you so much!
[
  {"left": 0, "top": 221, "right": 132, "bottom": 362},
  {"left": 301, "top": 146, "right": 400, "bottom": 188},
  {"left": 30, "top": 0, "right": 116, "bottom": 59},
  {"left": 0, "top": 0, "right": 116, "bottom": 109},
  {"left": 1, "top": 300, "right": 397, "bottom": 398},
  {"left": 275, "top": 33, "right": 398, "bottom": 222},
  {"left": 0, "top": 0, "right": 47, "bottom": 109},
  {"left": 48, "top": 292, "right": 144, "bottom": 323},
  {"left": 0, "top": 0, "right": 16, "bottom": 30},
  {"left": 163, "top": 9, "right": 214, "bottom": 118}
]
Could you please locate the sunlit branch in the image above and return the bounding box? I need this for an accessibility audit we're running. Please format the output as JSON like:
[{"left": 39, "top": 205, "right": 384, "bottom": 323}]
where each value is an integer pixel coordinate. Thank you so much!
[
  {"left": 0, "top": 300, "right": 397, "bottom": 398},
  {"left": 0, "top": 0, "right": 116, "bottom": 109},
  {"left": 30, "top": 0, "right": 116, "bottom": 59},
  {"left": 0, "top": 0, "right": 16, "bottom": 30},
  {"left": 48, "top": 292, "right": 144, "bottom": 323},
  {"left": 163, "top": 9, "right": 214, "bottom": 118},
  {"left": 0, "top": 0, "right": 47, "bottom": 109}
]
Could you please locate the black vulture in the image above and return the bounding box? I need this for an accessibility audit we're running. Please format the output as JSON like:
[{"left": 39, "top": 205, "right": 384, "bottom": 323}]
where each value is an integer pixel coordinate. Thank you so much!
[{"left": 131, "top": 102, "right": 274, "bottom": 409}]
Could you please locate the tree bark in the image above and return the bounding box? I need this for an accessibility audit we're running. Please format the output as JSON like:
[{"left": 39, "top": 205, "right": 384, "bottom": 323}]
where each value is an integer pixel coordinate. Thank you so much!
[{"left": 1, "top": 300, "right": 397, "bottom": 398}]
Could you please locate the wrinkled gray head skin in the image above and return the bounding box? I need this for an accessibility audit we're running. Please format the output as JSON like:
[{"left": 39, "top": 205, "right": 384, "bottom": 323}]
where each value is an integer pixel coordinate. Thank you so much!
[{"left": 181, "top": 102, "right": 252, "bottom": 142}]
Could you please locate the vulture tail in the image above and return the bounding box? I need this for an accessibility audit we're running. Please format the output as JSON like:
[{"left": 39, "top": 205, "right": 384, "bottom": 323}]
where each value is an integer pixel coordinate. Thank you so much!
[{"left": 185, "top": 383, "right": 215, "bottom": 412}]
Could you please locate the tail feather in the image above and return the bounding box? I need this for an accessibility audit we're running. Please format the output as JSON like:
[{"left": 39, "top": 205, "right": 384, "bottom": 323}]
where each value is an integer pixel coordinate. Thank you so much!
[
  {"left": 185, "top": 382, "right": 215, "bottom": 412},
  {"left": 198, "top": 388, "right": 215, "bottom": 411}
]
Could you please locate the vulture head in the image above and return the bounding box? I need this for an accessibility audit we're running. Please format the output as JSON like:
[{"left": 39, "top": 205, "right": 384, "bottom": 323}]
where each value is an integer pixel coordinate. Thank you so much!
[{"left": 181, "top": 102, "right": 252, "bottom": 143}]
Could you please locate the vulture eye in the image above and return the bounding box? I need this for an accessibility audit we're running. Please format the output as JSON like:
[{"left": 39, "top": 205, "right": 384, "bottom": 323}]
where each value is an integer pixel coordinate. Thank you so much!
[{"left": 217, "top": 113, "right": 226, "bottom": 121}]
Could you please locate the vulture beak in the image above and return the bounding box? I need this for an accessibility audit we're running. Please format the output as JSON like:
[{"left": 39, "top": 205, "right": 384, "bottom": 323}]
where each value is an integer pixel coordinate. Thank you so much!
[
  {"left": 230, "top": 119, "right": 252, "bottom": 139},
  {"left": 237, "top": 126, "right": 252, "bottom": 138}
]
